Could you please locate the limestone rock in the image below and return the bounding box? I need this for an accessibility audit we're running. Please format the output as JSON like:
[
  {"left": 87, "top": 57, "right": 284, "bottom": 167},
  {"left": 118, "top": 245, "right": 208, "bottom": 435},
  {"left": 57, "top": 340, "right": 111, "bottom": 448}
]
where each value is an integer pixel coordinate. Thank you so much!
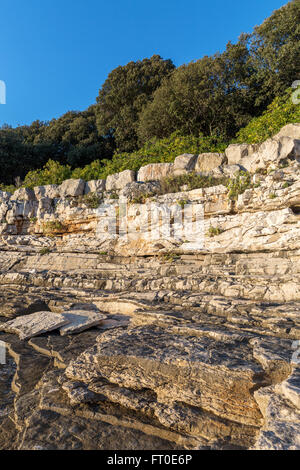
[
  {"left": 173, "top": 154, "right": 197, "bottom": 175},
  {"left": 34, "top": 185, "right": 60, "bottom": 200},
  {"left": 106, "top": 170, "right": 136, "bottom": 191},
  {"left": 84, "top": 180, "right": 106, "bottom": 194},
  {"left": 274, "top": 123, "right": 300, "bottom": 140},
  {"left": 59, "top": 179, "right": 85, "bottom": 197},
  {"left": 195, "top": 153, "right": 225, "bottom": 172},
  {"left": 59, "top": 310, "right": 107, "bottom": 336},
  {"left": 225, "top": 143, "right": 259, "bottom": 165},
  {"left": 0, "top": 312, "right": 68, "bottom": 340},
  {"left": 222, "top": 164, "right": 245, "bottom": 177},
  {"left": 137, "top": 163, "right": 173, "bottom": 182},
  {"left": 11, "top": 188, "right": 36, "bottom": 202},
  {"left": 120, "top": 181, "right": 161, "bottom": 201}
]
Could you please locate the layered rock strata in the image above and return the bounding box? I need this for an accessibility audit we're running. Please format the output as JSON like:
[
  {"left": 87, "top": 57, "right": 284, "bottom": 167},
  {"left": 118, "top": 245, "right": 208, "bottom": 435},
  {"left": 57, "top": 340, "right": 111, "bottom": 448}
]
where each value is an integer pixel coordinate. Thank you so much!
[{"left": 0, "top": 124, "right": 300, "bottom": 450}]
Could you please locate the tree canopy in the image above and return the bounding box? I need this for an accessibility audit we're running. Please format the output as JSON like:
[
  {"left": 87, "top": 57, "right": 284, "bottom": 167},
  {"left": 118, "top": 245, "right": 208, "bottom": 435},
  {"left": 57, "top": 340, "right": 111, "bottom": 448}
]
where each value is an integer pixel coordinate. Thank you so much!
[{"left": 0, "top": 2, "right": 299, "bottom": 187}]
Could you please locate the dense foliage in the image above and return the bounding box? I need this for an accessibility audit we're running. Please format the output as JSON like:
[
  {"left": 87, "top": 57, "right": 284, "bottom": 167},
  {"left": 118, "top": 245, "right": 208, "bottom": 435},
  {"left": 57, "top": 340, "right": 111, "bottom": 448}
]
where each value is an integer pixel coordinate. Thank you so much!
[
  {"left": 235, "top": 89, "right": 300, "bottom": 143},
  {"left": 0, "top": 1, "right": 299, "bottom": 190}
]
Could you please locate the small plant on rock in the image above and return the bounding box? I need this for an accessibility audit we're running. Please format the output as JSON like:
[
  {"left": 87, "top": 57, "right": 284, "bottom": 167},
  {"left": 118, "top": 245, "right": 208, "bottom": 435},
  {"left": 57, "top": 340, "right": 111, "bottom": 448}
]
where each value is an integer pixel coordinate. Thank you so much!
[
  {"left": 42, "top": 220, "right": 66, "bottom": 235},
  {"left": 226, "top": 171, "right": 252, "bottom": 200},
  {"left": 177, "top": 199, "right": 189, "bottom": 209},
  {"left": 39, "top": 247, "right": 51, "bottom": 256},
  {"left": 77, "top": 192, "right": 103, "bottom": 209},
  {"left": 207, "top": 225, "right": 224, "bottom": 237}
]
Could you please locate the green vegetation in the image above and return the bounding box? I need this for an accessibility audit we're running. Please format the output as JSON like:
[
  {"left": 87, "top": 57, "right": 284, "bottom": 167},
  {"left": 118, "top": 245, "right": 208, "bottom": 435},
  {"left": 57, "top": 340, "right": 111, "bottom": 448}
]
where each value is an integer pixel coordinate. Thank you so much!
[
  {"left": 177, "top": 199, "right": 189, "bottom": 209},
  {"left": 207, "top": 226, "right": 224, "bottom": 237},
  {"left": 236, "top": 90, "right": 300, "bottom": 144},
  {"left": 75, "top": 192, "right": 103, "bottom": 209},
  {"left": 226, "top": 171, "right": 253, "bottom": 200},
  {"left": 160, "top": 252, "right": 181, "bottom": 263},
  {"left": 0, "top": 2, "right": 299, "bottom": 189},
  {"left": 42, "top": 221, "right": 66, "bottom": 235},
  {"left": 269, "top": 193, "right": 277, "bottom": 199},
  {"left": 39, "top": 247, "right": 51, "bottom": 256},
  {"left": 159, "top": 172, "right": 229, "bottom": 195}
]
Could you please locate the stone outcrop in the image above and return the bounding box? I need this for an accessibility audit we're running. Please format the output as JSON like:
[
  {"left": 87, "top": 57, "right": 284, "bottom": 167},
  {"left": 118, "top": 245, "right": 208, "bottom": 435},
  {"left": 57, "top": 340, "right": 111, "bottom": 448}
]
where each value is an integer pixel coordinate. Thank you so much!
[{"left": 0, "top": 124, "right": 300, "bottom": 450}]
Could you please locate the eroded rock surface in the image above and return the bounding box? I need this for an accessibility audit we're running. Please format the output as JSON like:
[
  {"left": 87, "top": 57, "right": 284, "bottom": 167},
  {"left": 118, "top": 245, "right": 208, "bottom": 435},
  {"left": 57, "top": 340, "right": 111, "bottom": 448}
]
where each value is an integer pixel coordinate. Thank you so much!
[{"left": 0, "top": 125, "right": 300, "bottom": 450}]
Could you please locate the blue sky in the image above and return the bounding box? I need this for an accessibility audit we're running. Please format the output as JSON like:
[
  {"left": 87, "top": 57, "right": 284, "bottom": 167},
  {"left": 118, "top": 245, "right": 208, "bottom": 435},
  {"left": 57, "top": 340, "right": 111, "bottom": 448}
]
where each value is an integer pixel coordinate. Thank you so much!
[{"left": 0, "top": 0, "right": 287, "bottom": 128}]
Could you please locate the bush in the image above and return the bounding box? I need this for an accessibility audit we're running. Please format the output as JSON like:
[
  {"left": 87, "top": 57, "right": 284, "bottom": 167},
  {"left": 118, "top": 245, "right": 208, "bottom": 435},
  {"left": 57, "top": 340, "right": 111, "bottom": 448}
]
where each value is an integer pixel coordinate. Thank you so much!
[
  {"left": 42, "top": 221, "right": 66, "bottom": 235},
  {"left": 235, "top": 89, "right": 300, "bottom": 144},
  {"left": 207, "top": 226, "right": 224, "bottom": 237},
  {"left": 226, "top": 171, "right": 252, "bottom": 200},
  {"left": 159, "top": 172, "right": 229, "bottom": 195},
  {"left": 0, "top": 183, "right": 16, "bottom": 193},
  {"left": 75, "top": 192, "right": 103, "bottom": 209},
  {"left": 23, "top": 160, "right": 72, "bottom": 188}
]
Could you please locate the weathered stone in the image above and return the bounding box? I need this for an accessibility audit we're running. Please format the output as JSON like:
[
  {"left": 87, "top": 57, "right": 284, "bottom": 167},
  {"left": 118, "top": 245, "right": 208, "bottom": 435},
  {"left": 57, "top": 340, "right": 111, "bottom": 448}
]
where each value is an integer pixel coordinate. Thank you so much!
[
  {"left": 274, "top": 123, "right": 300, "bottom": 140},
  {"left": 222, "top": 164, "right": 245, "bottom": 177},
  {"left": 137, "top": 163, "right": 173, "bottom": 182},
  {"left": 195, "top": 153, "right": 225, "bottom": 173},
  {"left": 225, "top": 143, "right": 259, "bottom": 165},
  {"left": 84, "top": 180, "right": 106, "bottom": 195},
  {"left": 106, "top": 170, "right": 136, "bottom": 191},
  {"left": 0, "top": 191, "right": 11, "bottom": 202},
  {"left": 0, "top": 312, "right": 68, "bottom": 340},
  {"left": 11, "top": 188, "right": 36, "bottom": 202},
  {"left": 120, "top": 181, "right": 161, "bottom": 201},
  {"left": 173, "top": 154, "right": 197, "bottom": 175},
  {"left": 0, "top": 123, "right": 300, "bottom": 450},
  {"left": 34, "top": 185, "right": 60, "bottom": 200},
  {"left": 59, "top": 179, "right": 85, "bottom": 197},
  {"left": 59, "top": 310, "right": 107, "bottom": 336}
]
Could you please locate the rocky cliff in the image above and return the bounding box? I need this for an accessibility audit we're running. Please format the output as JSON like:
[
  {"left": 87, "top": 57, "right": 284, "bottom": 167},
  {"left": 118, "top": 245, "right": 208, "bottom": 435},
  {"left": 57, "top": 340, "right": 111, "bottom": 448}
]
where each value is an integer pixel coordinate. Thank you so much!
[{"left": 0, "top": 124, "right": 300, "bottom": 450}]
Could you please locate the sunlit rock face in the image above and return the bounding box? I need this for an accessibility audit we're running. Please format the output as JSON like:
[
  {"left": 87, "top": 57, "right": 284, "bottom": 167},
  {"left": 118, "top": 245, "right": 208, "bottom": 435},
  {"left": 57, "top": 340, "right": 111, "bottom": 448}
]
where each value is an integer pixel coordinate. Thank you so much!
[{"left": 0, "top": 124, "right": 300, "bottom": 450}]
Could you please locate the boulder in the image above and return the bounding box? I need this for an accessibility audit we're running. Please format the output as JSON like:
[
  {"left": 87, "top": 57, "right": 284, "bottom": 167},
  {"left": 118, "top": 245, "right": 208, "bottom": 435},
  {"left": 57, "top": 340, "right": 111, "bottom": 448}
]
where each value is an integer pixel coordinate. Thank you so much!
[
  {"left": 274, "top": 123, "right": 300, "bottom": 140},
  {"left": 59, "top": 179, "right": 85, "bottom": 197},
  {"left": 106, "top": 170, "right": 136, "bottom": 191},
  {"left": 173, "top": 154, "right": 197, "bottom": 175},
  {"left": 0, "top": 311, "right": 68, "bottom": 340},
  {"left": 59, "top": 310, "right": 107, "bottom": 336},
  {"left": 137, "top": 163, "right": 174, "bottom": 182},
  {"left": 225, "top": 144, "right": 259, "bottom": 166},
  {"left": 84, "top": 180, "right": 106, "bottom": 194},
  {"left": 221, "top": 164, "right": 245, "bottom": 177},
  {"left": 34, "top": 185, "right": 60, "bottom": 200},
  {"left": 0, "top": 191, "right": 11, "bottom": 202},
  {"left": 120, "top": 181, "right": 161, "bottom": 201},
  {"left": 11, "top": 188, "right": 36, "bottom": 201},
  {"left": 195, "top": 153, "right": 225, "bottom": 173}
]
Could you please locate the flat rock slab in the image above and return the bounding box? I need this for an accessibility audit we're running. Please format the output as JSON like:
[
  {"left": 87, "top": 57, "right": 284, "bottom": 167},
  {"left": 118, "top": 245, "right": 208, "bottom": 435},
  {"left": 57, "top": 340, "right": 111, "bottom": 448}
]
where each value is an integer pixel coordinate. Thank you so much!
[
  {"left": 60, "top": 310, "right": 107, "bottom": 336},
  {"left": 0, "top": 312, "right": 68, "bottom": 340}
]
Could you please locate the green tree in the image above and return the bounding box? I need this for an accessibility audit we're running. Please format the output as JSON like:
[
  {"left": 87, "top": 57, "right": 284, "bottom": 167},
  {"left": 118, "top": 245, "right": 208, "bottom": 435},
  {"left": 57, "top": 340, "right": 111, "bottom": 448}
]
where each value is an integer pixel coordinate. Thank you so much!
[
  {"left": 138, "top": 42, "right": 254, "bottom": 143},
  {"left": 249, "top": 0, "right": 300, "bottom": 107},
  {"left": 95, "top": 55, "right": 175, "bottom": 152}
]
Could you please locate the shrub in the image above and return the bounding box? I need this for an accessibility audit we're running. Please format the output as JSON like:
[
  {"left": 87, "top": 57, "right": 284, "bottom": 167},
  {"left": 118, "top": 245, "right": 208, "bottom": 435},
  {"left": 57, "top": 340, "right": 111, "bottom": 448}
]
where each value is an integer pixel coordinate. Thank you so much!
[
  {"left": 75, "top": 192, "right": 103, "bottom": 209},
  {"left": 226, "top": 171, "right": 252, "bottom": 200},
  {"left": 235, "top": 89, "right": 300, "bottom": 144},
  {"left": 39, "top": 247, "right": 51, "bottom": 256},
  {"left": 42, "top": 220, "right": 66, "bottom": 234},
  {"left": 0, "top": 183, "right": 16, "bottom": 193},
  {"left": 159, "top": 172, "right": 229, "bottom": 195},
  {"left": 23, "top": 160, "right": 72, "bottom": 188},
  {"left": 207, "top": 225, "right": 224, "bottom": 237}
]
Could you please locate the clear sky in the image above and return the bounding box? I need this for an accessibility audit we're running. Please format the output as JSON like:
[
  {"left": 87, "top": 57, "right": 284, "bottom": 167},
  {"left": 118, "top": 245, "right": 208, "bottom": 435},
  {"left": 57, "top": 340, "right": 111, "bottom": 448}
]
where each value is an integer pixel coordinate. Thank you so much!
[{"left": 0, "top": 0, "right": 287, "bottom": 128}]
